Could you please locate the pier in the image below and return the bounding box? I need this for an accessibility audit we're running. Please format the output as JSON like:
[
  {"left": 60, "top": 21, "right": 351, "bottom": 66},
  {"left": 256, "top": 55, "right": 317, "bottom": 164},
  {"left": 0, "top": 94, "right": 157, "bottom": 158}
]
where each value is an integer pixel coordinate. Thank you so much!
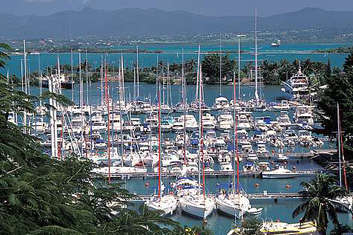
[
  {"left": 130, "top": 192, "right": 304, "bottom": 202},
  {"left": 105, "top": 169, "right": 318, "bottom": 179}
]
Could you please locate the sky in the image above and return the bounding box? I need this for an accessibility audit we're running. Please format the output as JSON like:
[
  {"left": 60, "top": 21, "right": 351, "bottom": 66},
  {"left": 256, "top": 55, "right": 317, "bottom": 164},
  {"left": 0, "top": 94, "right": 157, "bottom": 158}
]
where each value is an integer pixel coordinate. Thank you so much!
[{"left": 2, "top": 0, "right": 353, "bottom": 16}]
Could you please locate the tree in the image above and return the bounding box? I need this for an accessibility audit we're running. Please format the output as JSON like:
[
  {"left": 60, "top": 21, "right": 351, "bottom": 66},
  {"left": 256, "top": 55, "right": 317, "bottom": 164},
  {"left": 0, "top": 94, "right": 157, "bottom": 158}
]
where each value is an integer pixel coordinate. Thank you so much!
[
  {"left": 292, "top": 174, "right": 350, "bottom": 234},
  {"left": 202, "top": 54, "right": 236, "bottom": 83},
  {"left": 343, "top": 52, "right": 353, "bottom": 73},
  {"left": 317, "top": 69, "right": 353, "bottom": 153},
  {"left": 229, "top": 216, "right": 263, "bottom": 235},
  {"left": 330, "top": 224, "right": 353, "bottom": 235}
]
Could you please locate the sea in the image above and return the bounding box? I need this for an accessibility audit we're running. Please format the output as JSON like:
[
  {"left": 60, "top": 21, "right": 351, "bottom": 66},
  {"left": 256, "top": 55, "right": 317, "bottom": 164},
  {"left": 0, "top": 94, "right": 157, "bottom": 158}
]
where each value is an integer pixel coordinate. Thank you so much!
[
  {"left": 4, "top": 42, "right": 351, "bottom": 77},
  {"left": 19, "top": 42, "right": 353, "bottom": 234}
]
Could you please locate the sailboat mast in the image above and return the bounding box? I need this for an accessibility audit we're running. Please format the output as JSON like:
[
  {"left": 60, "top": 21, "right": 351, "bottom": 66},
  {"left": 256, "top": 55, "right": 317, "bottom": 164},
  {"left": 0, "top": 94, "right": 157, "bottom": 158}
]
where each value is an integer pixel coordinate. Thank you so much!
[
  {"left": 38, "top": 54, "right": 42, "bottom": 106},
  {"left": 337, "top": 102, "right": 348, "bottom": 190},
  {"left": 195, "top": 46, "right": 200, "bottom": 103},
  {"left": 157, "top": 75, "right": 162, "bottom": 199},
  {"left": 233, "top": 72, "right": 240, "bottom": 194},
  {"left": 200, "top": 68, "right": 206, "bottom": 200},
  {"left": 86, "top": 50, "right": 89, "bottom": 105},
  {"left": 219, "top": 33, "right": 222, "bottom": 96},
  {"left": 182, "top": 51, "right": 187, "bottom": 165},
  {"left": 105, "top": 64, "right": 111, "bottom": 184},
  {"left": 100, "top": 56, "right": 104, "bottom": 106},
  {"left": 337, "top": 102, "right": 342, "bottom": 187},
  {"left": 254, "top": 9, "right": 259, "bottom": 104},
  {"left": 23, "top": 40, "right": 27, "bottom": 133},
  {"left": 136, "top": 46, "right": 140, "bottom": 98},
  {"left": 71, "top": 50, "right": 74, "bottom": 102},
  {"left": 79, "top": 53, "right": 83, "bottom": 107}
]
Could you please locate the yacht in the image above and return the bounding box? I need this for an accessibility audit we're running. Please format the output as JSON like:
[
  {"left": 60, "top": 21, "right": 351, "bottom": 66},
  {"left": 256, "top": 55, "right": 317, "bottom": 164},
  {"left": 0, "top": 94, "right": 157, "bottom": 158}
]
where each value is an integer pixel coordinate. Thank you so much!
[
  {"left": 282, "top": 66, "right": 309, "bottom": 100},
  {"left": 216, "top": 113, "right": 233, "bottom": 131},
  {"left": 145, "top": 194, "right": 178, "bottom": 216},
  {"left": 216, "top": 193, "right": 262, "bottom": 218},
  {"left": 271, "top": 39, "right": 281, "bottom": 47},
  {"left": 295, "top": 105, "right": 314, "bottom": 126},
  {"left": 213, "top": 97, "right": 230, "bottom": 110},
  {"left": 179, "top": 194, "right": 215, "bottom": 219},
  {"left": 277, "top": 111, "right": 292, "bottom": 127},
  {"left": 237, "top": 115, "right": 251, "bottom": 130},
  {"left": 261, "top": 165, "right": 301, "bottom": 179}
]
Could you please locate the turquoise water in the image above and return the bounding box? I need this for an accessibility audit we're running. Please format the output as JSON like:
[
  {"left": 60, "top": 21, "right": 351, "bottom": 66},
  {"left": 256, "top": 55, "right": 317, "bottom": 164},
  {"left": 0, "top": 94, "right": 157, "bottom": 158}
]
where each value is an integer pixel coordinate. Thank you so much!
[{"left": 6, "top": 42, "right": 350, "bottom": 77}]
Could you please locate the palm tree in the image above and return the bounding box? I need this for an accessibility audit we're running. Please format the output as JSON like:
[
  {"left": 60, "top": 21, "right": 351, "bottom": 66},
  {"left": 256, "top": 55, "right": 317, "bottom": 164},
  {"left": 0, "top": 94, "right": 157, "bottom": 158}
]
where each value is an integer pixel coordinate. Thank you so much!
[
  {"left": 0, "top": 43, "right": 10, "bottom": 75},
  {"left": 292, "top": 174, "right": 350, "bottom": 234}
]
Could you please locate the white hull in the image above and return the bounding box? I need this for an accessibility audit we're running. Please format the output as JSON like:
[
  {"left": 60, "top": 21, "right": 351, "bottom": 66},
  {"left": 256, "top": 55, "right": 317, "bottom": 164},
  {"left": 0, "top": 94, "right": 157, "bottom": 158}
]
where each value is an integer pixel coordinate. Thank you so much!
[
  {"left": 216, "top": 198, "right": 244, "bottom": 218},
  {"left": 179, "top": 195, "right": 215, "bottom": 219},
  {"left": 261, "top": 173, "right": 299, "bottom": 179},
  {"left": 145, "top": 195, "right": 178, "bottom": 216}
]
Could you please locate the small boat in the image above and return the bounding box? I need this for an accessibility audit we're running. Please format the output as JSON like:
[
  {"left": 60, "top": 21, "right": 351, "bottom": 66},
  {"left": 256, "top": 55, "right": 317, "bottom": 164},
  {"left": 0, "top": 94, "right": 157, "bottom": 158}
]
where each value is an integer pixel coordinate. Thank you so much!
[{"left": 271, "top": 39, "right": 281, "bottom": 47}]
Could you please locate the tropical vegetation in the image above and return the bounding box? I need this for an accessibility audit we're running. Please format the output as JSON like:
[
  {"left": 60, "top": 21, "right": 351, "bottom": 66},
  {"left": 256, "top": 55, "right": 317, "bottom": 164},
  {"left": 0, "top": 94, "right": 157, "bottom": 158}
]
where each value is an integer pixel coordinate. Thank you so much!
[{"left": 292, "top": 174, "right": 350, "bottom": 234}]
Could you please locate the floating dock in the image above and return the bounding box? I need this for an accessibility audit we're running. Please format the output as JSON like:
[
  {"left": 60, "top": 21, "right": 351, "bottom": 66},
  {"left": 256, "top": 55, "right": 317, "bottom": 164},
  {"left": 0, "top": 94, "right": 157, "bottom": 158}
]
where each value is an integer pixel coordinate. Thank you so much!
[
  {"left": 105, "top": 170, "right": 318, "bottom": 179},
  {"left": 130, "top": 192, "right": 304, "bottom": 202}
]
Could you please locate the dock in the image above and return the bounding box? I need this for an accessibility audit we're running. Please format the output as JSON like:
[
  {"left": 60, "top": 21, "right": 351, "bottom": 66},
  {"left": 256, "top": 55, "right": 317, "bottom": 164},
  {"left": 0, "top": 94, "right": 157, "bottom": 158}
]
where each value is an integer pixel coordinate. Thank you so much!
[
  {"left": 106, "top": 170, "right": 318, "bottom": 179},
  {"left": 130, "top": 192, "right": 304, "bottom": 202}
]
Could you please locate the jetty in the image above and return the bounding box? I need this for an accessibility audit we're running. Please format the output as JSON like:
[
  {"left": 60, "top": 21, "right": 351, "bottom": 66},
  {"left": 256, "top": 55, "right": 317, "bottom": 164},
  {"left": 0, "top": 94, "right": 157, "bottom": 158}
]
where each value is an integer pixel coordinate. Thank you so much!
[
  {"left": 104, "top": 169, "right": 318, "bottom": 180},
  {"left": 130, "top": 192, "right": 304, "bottom": 202}
]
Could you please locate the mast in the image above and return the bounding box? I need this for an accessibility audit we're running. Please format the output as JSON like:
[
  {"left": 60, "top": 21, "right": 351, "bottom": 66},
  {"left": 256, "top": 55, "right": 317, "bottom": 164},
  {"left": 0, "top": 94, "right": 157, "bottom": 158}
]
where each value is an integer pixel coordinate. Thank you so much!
[
  {"left": 219, "top": 33, "right": 222, "bottom": 96},
  {"left": 23, "top": 40, "right": 27, "bottom": 133},
  {"left": 254, "top": 9, "right": 259, "bottom": 104},
  {"left": 233, "top": 71, "right": 240, "bottom": 194},
  {"left": 182, "top": 50, "right": 187, "bottom": 165},
  {"left": 157, "top": 74, "right": 162, "bottom": 199},
  {"left": 100, "top": 56, "right": 104, "bottom": 106},
  {"left": 337, "top": 102, "right": 342, "bottom": 187},
  {"left": 105, "top": 63, "right": 111, "bottom": 184},
  {"left": 237, "top": 35, "right": 246, "bottom": 101},
  {"left": 195, "top": 45, "right": 201, "bottom": 103},
  {"left": 199, "top": 66, "right": 206, "bottom": 200},
  {"left": 79, "top": 53, "right": 83, "bottom": 107},
  {"left": 38, "top": 53, "right": 42, "bottom": 106},
  {"left": 85, "top": 50, "right": 89, "bottom": 106},
  {"left": 71, "top": 49, "right": 74, "bottom": 102},
  {"left": 133, "top": 67, "right": 136, "bottom": 100},
  {"left": 136, "top": 46, "right": 140, "bottom": 98},
  {"left": 337, "top": 102, "right": 348, "bottom": 190}
]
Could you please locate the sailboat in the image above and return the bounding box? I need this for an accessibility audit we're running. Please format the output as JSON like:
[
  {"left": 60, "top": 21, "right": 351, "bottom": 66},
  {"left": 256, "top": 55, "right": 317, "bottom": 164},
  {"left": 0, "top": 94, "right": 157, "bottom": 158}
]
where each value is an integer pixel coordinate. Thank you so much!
[
  {"left": 145, "top": 73, "right": 177, "bottom": 216},
  {"left": 216, "top": 71, "right": 262, "bottom": 218},
  {"left": 179, "top": 62, "right": 215, "bottom": 220}
]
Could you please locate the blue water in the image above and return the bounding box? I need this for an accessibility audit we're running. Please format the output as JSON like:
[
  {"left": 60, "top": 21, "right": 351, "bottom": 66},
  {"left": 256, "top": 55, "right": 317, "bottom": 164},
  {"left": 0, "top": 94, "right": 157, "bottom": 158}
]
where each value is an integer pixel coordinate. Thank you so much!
[{"left": 5, "top": 42, "right": 350, "bottom": 77}]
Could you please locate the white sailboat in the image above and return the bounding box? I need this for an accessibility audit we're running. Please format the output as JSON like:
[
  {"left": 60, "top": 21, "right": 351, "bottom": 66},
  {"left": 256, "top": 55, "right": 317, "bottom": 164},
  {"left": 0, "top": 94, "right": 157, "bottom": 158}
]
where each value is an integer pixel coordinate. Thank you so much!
[
  {"left": 179, "top": 62, "right": 215, "bottom": 220},
  {"left": 216, "top": 70, "right": 262, "bottom": 218},
  {"left": 145, "top": 74, "right": 177, "bottom": 216}
]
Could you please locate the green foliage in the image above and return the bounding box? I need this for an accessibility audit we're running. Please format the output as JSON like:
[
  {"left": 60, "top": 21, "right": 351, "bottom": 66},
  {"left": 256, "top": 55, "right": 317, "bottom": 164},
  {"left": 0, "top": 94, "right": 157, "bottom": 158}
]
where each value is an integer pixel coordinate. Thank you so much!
[
  {"left": 343, "top": 52, "right": 353, "bottom": 73},
  {"left": 317, "top": 56, "right": 353, "bottom": 151},
  {"left": 292, "top": 174, "right": 350, "bottom": 234},
  {"left": 202, "top": 54, "right": 236, "bottom": 83},
  {"left": 330, "top": 224, "right": 353, "bottom": 235}
]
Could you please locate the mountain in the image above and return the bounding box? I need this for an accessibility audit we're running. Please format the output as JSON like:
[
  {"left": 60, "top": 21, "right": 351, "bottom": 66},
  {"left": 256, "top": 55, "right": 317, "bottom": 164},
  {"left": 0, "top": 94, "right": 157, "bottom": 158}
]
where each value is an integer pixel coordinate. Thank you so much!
[{"left": 0, "top": 7, "right": 352, "bottom": 39}]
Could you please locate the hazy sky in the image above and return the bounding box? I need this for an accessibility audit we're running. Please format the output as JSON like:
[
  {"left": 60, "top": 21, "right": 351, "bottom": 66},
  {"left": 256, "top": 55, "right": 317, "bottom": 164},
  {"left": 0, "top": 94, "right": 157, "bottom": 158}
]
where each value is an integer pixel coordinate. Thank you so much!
[{"left": 2, "top": 0, "right": 353, "bottom": 16}]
